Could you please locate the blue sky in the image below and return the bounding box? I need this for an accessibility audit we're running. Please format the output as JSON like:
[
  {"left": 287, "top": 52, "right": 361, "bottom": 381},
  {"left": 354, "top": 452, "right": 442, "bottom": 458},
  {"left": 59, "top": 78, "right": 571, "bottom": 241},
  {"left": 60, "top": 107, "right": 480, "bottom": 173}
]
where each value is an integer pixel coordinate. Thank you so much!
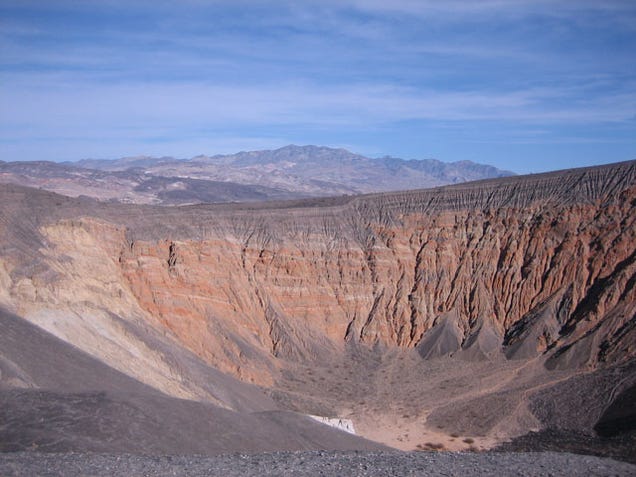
[{"left": 0, "top": 0, "right": 635, "bottom": 173}]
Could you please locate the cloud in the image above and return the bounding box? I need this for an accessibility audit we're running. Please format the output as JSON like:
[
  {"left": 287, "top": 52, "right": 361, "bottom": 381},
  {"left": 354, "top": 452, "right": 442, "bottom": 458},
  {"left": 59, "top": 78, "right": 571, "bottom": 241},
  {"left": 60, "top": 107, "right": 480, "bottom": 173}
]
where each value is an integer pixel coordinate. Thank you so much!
[
  {"left": 343, "top": 0, "right": 636, "bottom": 17},
  {"left": 2, "top": 77, "right": 633, "bottom": 141},
  {"left": 0, "top": 0, "right": 633, "bottom": 165}
]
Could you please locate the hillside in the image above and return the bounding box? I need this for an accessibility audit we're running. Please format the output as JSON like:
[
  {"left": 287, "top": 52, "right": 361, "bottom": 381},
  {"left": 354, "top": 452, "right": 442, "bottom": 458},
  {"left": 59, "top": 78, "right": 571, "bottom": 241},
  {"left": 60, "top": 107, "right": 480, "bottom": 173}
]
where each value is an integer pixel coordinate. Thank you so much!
[
  {"left": 0, "top": 308, "right": 384, "bottom": 454},
  {"left": 0, "top": 160, "right": 634, "bottom": 457}
]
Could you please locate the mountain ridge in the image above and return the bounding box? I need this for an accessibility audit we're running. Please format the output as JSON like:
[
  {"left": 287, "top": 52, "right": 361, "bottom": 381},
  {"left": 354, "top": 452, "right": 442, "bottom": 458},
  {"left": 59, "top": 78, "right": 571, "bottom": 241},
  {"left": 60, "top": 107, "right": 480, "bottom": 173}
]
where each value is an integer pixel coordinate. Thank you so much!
[{"left": 1, "top": 145, "right": 514, "bottom": 205}]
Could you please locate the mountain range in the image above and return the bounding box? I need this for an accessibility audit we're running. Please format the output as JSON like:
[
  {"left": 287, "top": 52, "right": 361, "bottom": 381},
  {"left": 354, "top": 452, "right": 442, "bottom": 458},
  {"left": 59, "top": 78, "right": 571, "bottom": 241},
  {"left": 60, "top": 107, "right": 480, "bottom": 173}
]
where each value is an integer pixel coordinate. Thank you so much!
[{"left": 0, "top": 145, "right": 513, "bottom": 205}]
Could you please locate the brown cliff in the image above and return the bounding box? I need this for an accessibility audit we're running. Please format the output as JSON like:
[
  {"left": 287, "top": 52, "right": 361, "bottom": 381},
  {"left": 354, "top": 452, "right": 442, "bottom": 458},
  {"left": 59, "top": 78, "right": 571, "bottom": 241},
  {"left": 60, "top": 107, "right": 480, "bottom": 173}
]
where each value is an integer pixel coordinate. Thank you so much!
[
  {"left": 1, "top": 161, "right": 635, "bottom": 450},
  {"left": 112, "top": 162, "right": 636, "bottom": 376}
]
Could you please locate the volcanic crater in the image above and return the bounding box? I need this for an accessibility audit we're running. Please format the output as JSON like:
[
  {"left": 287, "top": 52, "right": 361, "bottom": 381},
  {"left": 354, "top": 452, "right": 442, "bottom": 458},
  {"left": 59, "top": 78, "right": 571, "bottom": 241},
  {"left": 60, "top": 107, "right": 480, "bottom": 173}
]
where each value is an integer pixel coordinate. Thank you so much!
[{"left": 1, "top": 160, "right": 635, "bottom": 473}]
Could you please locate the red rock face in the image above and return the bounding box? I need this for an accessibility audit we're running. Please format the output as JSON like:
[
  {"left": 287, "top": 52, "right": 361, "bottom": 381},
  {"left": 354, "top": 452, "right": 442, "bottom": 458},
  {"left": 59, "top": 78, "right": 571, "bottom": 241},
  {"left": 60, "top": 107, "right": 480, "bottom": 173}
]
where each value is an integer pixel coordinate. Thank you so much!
[
  {"left": 117, "top": 238, "right": 281, "bottom": 384},
  {"left": 1, "top": 162, "right": 633, "bottom": 387},
  {"left": 2, "top": 163, "right": 634, "bottom": 452},
  {"left": 101, "top": 163, "right": 636, "bottom": 383}
]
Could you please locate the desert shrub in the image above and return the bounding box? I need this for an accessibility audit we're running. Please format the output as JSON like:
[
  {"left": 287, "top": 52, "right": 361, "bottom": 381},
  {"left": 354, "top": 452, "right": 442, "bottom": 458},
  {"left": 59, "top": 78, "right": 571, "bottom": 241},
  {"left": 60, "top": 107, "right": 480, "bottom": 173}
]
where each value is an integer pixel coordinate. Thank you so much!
[{"left": 424, "top": 442, "right": 445, "bottom": 450}]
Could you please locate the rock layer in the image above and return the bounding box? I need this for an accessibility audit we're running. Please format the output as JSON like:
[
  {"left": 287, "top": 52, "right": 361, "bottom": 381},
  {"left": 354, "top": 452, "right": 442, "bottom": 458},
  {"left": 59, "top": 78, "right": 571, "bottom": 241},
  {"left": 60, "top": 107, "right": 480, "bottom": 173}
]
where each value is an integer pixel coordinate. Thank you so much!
[
  {"left": 115, "top": 162, "right": 636, "bottom": 381},
  {"left": 0, "top": 162, "right": 634, "bottom": 388}
]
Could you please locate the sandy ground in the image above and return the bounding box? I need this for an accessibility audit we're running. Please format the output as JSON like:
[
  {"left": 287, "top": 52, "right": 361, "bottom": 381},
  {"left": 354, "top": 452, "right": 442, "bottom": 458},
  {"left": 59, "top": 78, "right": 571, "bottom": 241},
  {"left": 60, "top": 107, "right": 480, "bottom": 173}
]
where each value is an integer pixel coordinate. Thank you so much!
[
  {"left": 272, "top": 346, "right": 602, "bottom": 452},
  {"left": 354, "top": 412, "right": 499, "bottom": 452}
]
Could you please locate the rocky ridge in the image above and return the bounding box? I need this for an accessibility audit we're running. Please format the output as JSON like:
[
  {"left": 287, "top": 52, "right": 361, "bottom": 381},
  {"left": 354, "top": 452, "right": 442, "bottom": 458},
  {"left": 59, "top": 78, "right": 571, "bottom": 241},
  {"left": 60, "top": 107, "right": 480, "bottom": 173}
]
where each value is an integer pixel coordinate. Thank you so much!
[{"left": 78, "top": 163, "right": 636, "bottom": 375}]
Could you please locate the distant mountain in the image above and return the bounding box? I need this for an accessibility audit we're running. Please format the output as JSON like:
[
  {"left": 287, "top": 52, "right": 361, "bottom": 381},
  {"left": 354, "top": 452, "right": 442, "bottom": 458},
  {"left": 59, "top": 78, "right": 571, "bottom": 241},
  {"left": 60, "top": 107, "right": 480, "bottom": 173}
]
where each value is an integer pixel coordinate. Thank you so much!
[
  {"left": 1, "top": 145, "right": 514, "bottom": 205},
  {"left": 73, "top": 155, "right": 178, "bottom": 171}
]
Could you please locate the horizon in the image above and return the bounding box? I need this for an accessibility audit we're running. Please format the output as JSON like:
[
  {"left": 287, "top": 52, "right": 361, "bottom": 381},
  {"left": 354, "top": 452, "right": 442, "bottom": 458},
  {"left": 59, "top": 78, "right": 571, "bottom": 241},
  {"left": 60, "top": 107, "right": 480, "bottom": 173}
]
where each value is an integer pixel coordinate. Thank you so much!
[
  {"left": 1, "top": 1, "right": 635, "bottom": 174},
  {"left": 2, "top": 142, "right": 636, "bottom": 176},
  {"left": 3, "top": 143, "right": 635, "bottom": 178}
]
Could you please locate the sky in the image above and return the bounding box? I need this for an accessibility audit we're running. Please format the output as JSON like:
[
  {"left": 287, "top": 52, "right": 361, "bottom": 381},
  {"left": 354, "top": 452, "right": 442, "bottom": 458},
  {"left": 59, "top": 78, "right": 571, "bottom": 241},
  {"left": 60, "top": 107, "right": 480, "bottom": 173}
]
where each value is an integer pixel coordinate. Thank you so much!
[{"left": 0, "top": 0, "right": 635, "bottom": 173}]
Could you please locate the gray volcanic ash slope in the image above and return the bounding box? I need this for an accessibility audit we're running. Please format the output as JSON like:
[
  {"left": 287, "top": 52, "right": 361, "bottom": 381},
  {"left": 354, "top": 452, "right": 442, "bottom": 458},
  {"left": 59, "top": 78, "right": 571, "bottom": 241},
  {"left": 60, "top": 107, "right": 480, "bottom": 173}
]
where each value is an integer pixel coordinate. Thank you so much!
[
  {"left": 0, "top": 145, "right": 513, "bottom": 205},
  {"left": 0, "top": 308, "right": 385, "bottom": 455},
  {"left": 0, "top": 161, "right": 634, "bottom": 464}
]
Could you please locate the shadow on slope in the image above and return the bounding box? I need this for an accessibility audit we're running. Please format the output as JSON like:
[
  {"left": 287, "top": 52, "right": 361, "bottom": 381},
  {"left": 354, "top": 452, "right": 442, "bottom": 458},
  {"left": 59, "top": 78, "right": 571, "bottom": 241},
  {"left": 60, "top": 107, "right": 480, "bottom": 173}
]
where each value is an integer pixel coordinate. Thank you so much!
[
  {"left": 0, "top": 309, "right": 386, "bottom": 455},
  {"left": 495, "top": 359, "right": 636, "bottom": 464}
]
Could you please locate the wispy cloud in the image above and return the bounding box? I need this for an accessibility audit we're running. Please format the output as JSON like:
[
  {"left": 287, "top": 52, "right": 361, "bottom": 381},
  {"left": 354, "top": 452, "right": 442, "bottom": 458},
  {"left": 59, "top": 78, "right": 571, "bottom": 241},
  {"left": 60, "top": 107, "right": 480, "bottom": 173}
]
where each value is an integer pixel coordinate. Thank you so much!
[
  {"left": 3, "top": 78, "right": 632, "bottom": 135},
  {"left": 0, "top": 0, "right": 634, "bottom": 170},
  {"left": 343, "top": 0, "right": 636, "bottom": 18}
]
